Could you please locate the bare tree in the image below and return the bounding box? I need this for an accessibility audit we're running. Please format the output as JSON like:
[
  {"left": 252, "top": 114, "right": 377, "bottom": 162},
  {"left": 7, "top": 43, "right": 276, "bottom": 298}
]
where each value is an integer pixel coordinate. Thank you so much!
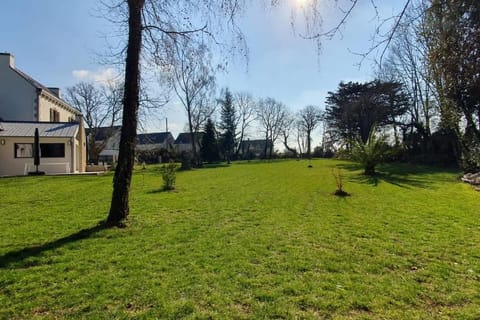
[
  {"left": 65, "top": 82, "right": 108, "bottom": 163},
  {"left": 168, "top": 38, "right": 216, "bottom": 166},
  {"left": 296, "top": 120, "right": 309, "bottom": 156},
  {"left": 191, "top": 94, "right": 217, "bottom": 137},
  {"left": 298, "top": 105, "right": 323, "bottom": 158},
  {"left": 102, "top": 80, "right": 124, "bottom": 127},
  {"left": 256, "top": 97, "right": 288, "bottom": 159},
  {"left": 107, "top": 0, "right": 144, "bottom": 226},
  {"left": 281, "top": 112, "right": 298, "bottom": 156},
  {"left": 378, "top": 0, "right": 438, "bottom": 147},
  {"left": 234, "top": 91, "right": 257, "bottom": 156}
]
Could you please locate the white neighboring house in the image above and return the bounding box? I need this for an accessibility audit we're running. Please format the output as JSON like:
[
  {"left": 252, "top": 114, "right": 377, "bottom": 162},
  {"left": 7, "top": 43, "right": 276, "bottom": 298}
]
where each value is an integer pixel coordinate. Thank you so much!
[
  {"left": 0, "top": 121, "right": 84, "bottom": 176},
  {"left": 0, "top": 53, "right": 86, "bottom": 175},
  {"left": 136, "top": 132, "right": 175, "bottom": 152},
  {"left": 86, "top": 126, "right": 122, "bottom": 164},
  {"left": 174, "top": 132, "right": 203, "bottom": 153},
  {"left": 92, "top": 129, "right": 176, "bottom": 164}
]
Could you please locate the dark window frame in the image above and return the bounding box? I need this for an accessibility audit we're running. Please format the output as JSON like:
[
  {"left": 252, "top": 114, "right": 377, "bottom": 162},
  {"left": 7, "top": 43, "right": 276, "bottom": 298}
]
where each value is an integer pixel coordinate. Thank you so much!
[
  {"left": 14, "top": 142, "right": 66, "bottom": 159},
  {"left": 40, "top": 143, "right": 65, "bottom": 158},
  {"left": 14, "top": 143, "right": 34, "bottom": 158}
]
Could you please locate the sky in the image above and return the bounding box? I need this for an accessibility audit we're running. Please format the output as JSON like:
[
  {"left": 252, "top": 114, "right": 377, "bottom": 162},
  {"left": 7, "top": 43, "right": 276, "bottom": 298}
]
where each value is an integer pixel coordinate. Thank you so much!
[{"left": 0, "top": 0, "right": 403, "bottom": 147}]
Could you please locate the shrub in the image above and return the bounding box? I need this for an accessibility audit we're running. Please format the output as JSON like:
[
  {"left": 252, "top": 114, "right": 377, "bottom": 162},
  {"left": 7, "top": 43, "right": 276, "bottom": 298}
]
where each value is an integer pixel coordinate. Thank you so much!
[
  {"left": 332, "top": 167, "right": 350, "bottom": 196},
  {"left": 350, "top": 127, "right": 389, "bottom": 175},
  {"left": 160, "top": 161, "right": 177, "bottom": 191}
]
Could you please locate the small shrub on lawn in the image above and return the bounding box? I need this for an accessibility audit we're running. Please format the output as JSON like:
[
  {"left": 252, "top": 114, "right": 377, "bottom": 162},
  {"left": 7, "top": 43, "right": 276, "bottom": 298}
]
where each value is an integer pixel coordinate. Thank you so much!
[
  {"left": 161, "top": 161, "right": 177, "bottom": 190},
  {"left": 332, "top": 167, "right": 350, "bottom": 197}
]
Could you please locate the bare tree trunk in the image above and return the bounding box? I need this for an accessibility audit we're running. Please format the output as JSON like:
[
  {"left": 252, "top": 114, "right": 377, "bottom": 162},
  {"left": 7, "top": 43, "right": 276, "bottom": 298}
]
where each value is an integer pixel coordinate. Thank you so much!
[
  {"left": 263, "top": 132, "right": 269, "bottom": 159},
  {"left": 307, "top": 129, "right": 312, "bottom": 159},
  {"left": 188, "top": 111, "right": 198, "bottom": 167},
  {"left": 107, "top": 0, "right": 144, "bottom": 226}
]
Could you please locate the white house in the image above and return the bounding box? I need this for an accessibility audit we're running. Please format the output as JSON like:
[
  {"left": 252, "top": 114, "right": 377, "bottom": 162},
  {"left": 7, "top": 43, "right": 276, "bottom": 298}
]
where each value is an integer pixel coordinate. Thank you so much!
[
  {"left": 0, "top": 53, "right": 86, "bottom": 175},
  {"left": 174, "top": 132, "right": 203, "bottom": 153},
  {"left": 86, "top": 126, "right": 122, "bottom": 164},
  {"left": 0, "top": 121, "right": 84, "bottom": 176},
  {"left": 136, "top": 132, "right": 175, "bottom": 152}
]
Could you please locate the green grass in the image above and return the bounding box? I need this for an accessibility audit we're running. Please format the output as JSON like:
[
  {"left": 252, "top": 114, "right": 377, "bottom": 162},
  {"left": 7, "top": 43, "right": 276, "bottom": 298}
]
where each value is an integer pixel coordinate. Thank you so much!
[{"left": 1, "top": 159, "right": 479, "bottom": 319}]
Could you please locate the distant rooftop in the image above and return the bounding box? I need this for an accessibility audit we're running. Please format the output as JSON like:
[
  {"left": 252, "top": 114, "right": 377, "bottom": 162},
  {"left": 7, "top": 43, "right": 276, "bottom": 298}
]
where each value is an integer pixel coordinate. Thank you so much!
[
  {"left": 174, "top": 132, "right": 203, "bottom": 144},
  {"left": 137, "top": 132, "right": 173, "bottom": 145}
]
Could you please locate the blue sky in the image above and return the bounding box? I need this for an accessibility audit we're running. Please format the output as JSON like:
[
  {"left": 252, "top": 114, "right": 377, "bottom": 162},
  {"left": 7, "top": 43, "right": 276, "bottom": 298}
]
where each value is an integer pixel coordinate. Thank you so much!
[{"left": 0, "top": 0, "right": 402, "bottom": 144}]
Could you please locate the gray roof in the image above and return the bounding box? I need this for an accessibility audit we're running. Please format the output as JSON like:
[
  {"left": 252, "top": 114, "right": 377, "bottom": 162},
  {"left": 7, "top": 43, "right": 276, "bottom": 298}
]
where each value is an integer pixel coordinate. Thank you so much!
[
  {"left": 86, "top": 126, "right": 121, "bottom": 141},
  {"left": 174, "top": 132, "right": 203, "bottom": 144},
  {"left": 0, "top": 121, "right": 79, "bottom": 137},
  {"left": 137, "top": 132, "right": 173, "bottom": 145}
]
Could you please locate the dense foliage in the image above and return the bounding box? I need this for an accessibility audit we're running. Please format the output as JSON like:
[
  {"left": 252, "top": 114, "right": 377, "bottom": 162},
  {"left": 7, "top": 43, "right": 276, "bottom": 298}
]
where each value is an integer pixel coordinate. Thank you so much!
[
  {"left": 201, "top": 118, "right": 220, "bottom": 163},
  {"left": 325, "top": 81, "right": 408, "bottom": 147}
]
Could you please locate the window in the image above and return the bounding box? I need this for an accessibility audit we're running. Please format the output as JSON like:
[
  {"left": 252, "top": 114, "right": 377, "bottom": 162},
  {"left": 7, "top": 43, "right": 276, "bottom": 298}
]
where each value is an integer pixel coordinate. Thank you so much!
[
  {"left": 15, "top": 143, "right": 33, "bottom": 158},
  {"left": 14, "top": 143, "right": 65, "bottom": 158},
  {"left": 40, "top": 143, "right": 65, "bottom": 158},
  {"left": 49, "top": 108, "right": 60, "bottom": 122}
]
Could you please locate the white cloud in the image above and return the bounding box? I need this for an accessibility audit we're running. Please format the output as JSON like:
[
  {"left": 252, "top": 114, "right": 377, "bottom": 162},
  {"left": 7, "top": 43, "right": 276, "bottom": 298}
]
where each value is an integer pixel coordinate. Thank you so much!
[
  {"left": 92, "top": 68, "right": 119, "bottom": 85},
  {"left": 72, "top": 69, "right": 90, "bottom": 79},
  {"left": 71, "top": 68, "right": 120, "bottom": 85}
]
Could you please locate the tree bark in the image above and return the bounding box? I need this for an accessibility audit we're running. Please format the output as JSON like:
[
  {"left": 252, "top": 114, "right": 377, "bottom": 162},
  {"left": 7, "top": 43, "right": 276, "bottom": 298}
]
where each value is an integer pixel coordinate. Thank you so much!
[
  {"left": 107, "top": 0, "right": 144, "bottom": 226},
  {"left": 306, "top": 129, "right": 312, "bottom": 159}
]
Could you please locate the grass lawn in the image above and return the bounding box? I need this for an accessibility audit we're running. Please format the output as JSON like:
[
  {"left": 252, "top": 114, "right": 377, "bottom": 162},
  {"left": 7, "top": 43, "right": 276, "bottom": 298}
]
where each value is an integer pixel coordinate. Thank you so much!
[{"left": 0, "top": 159, "right": 479, "bottom": 319}]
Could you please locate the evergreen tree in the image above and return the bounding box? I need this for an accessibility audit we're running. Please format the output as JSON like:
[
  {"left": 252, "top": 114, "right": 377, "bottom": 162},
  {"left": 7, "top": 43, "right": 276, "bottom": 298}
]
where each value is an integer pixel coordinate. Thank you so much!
[
  {"left": 218, "top": 88, "right": 236, "bottom": 163},
  {"left": 201, "top": 118, "right": 220, "bottom": 163}
]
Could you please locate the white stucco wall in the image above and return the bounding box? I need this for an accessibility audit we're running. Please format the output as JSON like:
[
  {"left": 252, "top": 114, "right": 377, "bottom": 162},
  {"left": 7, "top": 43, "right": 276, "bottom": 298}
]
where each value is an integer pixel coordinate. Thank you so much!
[
  {"left": 0, "top": 136, "right": 76, "bottom": 176},
  {"left": 37, "top": 92, "right": 79, "bottom": 122}
]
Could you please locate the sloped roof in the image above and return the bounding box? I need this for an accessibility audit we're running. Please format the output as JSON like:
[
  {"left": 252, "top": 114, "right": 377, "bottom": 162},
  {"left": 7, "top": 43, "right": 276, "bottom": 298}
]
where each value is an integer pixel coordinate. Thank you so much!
[
  {"left": 174, "top": 132, "right": 203, "bottom": 144},
  {"left": 86, "top": 126, "right": 121, "bottom": 141},
  {"left": 137, "top": 132, "right": 173, "bottom": 145},
  {"left": 240, "top": 139, "right": 273, "bottom": 148},
  {"left": 0, "top": 121, "right": 79, "bottom": 137},
  {"left": 12, "top": 67, "right": 81, "bottom": 116}
]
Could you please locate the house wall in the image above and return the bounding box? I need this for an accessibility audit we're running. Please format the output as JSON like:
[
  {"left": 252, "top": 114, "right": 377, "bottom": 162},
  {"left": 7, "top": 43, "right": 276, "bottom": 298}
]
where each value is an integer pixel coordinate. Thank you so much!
[
  {"left": 0, "top": 136, "right": 76, "bottom": 176},
  {"left": 0, "top": 56, "right": 37, "bottom": 121},
  {"left": 137, "top": 143, "right": 167, "bottom": 151},
  {"left": 37, "top": 91, "right": 80, "bottom": 122},
  {"left": 77, "top": 118, "right": 86, "bottom": 172}
]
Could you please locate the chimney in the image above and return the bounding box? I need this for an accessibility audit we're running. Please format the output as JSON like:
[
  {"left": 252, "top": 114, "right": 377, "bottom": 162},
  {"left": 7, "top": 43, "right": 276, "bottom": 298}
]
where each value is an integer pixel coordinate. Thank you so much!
[
  {"left": 48, "top": 87, "right": 61, "bottom": 98},
  {"left": 0, "top": 53, "right": 14, "bottom": 68}
]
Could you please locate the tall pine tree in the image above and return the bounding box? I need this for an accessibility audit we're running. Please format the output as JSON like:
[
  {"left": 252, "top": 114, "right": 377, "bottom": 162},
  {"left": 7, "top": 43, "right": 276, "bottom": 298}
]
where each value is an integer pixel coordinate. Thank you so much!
[
  {"left": 218, "top": 88, "right": 236, "bottom": 163},
  {"left": 201, "top": 118, "right": 220, "bottom": 163}
]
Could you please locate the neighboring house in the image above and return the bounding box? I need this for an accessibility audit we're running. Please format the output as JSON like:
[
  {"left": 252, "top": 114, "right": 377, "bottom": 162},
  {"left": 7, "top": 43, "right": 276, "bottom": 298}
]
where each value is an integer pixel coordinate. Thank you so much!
[
  {"left": 238, "top": 139, "right": 273, "bottom": 158},
  {"left": 0, "top": 53, "right": 86, "bottom": 175},
  {"left": 0, "top": 121, "right": 84, "bottom": 176},
  {"left": 174, "top": 132, "right": 203, "bottom": 153},
  {"left": 86, "top": 126, "right": 121, "bottom": 164},
  {"left": 136, "top": 132, "right": 175, "bottom": 152},
  {"left": 89, "top": 129, "right": 175, "bottom": 164}
]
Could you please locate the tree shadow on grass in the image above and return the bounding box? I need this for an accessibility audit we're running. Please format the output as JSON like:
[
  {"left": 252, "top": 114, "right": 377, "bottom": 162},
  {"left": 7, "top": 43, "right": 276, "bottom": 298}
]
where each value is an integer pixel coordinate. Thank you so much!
[
  {"left": 0, "top": 221, "right": 107, "bottom": 269},
  {"left": 348, "top": 173, "right": 432, "bottom": 189},
  {"left": 201, "top": 163, "right": 231, "bottom": 169},
  {"left": 147, "top": 188, "right": 177, "bottom": 194},
  {"left": 335, "top": 162, "right": 447, "bottom": 189}
]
